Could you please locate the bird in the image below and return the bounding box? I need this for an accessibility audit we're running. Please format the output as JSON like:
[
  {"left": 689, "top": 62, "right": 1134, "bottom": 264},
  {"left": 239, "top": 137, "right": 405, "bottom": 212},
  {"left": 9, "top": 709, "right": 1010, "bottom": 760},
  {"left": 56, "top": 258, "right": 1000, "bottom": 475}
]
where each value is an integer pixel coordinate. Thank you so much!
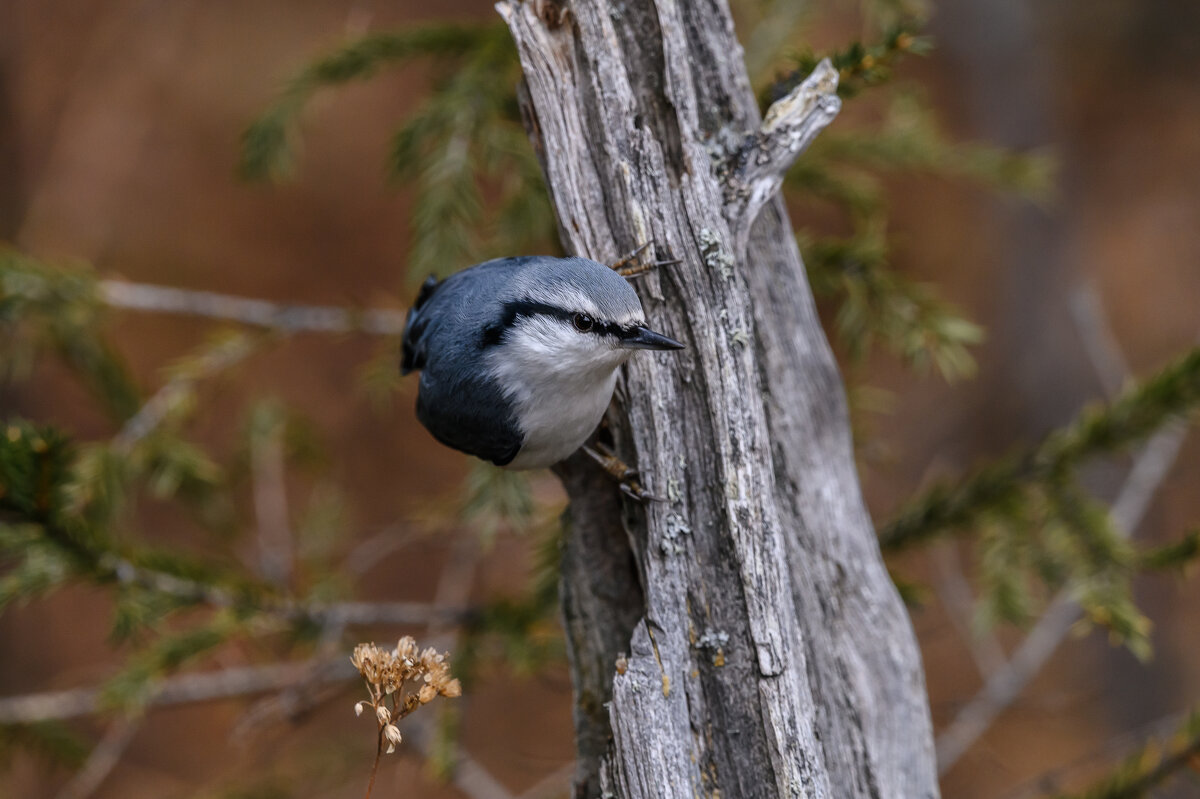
[{"left": 401, "top": 254, "right": 684, "bottom": 473}]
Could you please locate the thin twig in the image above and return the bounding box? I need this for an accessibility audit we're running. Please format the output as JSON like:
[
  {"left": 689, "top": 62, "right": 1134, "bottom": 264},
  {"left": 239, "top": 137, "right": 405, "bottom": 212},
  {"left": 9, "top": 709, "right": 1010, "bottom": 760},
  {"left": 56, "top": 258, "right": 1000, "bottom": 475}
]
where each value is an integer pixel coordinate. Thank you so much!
[
  {"left": 54, "top": 717, "right": 141, "bottom": 799},
  {"left": 516, "top": 760, "right": 577, "bottom": 799},
  {"left": 303, "top": 600, "right": 472, "bottom": 627},
  {"left": 429, "top": 534, "right": 482, "bottom": 644},
  {"left": 342, "top": 522, "right": 422, "bottom": 577},
  {"left": 399, "top": 714, "right": 517, "bottom": 799},
  {"left": 101, "top": 280, "right": 407, "bottom": 336},
  {"left": 1069, "top": 281, "right": 1131, "bottom": 399},
  {"left": 344, "top": 0, "right": 375, "bottom": 36},
  {"left": 365, "top": 723, "right": 384, "bottom": 799},
  {"left": 251, "top": 417, "right": 293, "bottom": 586},
  {"left": 111, "top": 332, "right": 258, "bottom": 452},
  {"left": 931, "top": 540, "right": 1007, "bottom": 679},
  {"left": 448, "top": 749, "right": 518, "bottom": 799},
  {"left": 231, "top": 523, "right": 425, "bottom": 735},
  {"left": 231, "top": 649, "right": 349, "bottom": 738}
]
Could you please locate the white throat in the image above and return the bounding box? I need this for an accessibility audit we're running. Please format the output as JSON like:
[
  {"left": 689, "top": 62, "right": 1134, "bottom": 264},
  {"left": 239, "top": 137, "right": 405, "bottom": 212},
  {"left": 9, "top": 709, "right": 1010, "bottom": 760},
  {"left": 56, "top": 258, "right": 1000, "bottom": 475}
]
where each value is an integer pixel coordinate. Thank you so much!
[{"left": 487, "top": 318, "right": 630, "bottom": 469}]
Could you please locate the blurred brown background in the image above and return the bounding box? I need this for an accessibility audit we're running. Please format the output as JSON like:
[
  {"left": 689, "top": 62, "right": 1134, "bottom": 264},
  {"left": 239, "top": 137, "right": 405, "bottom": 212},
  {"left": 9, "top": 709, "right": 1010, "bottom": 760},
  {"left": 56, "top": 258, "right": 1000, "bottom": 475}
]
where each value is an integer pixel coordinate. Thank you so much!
[{"left": 2, "top": 0, "right": 1198, "bottom": 797}]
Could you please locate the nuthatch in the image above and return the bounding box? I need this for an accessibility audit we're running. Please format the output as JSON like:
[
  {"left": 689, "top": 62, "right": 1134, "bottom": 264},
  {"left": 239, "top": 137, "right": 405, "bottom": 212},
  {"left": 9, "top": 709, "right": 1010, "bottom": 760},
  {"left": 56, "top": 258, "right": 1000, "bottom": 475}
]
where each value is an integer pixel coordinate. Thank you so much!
[{"left": 401, "top": 255, "right": 683, "bottom": 472}]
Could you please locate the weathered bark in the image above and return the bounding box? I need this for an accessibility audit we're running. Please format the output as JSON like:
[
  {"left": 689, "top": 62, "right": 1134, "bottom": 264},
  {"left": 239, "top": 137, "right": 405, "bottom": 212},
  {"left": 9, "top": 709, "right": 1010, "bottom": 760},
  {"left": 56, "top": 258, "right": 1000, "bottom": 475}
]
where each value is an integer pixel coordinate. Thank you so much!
[{"left": 498, "top": 1, "right": 939, "bottom": 796}]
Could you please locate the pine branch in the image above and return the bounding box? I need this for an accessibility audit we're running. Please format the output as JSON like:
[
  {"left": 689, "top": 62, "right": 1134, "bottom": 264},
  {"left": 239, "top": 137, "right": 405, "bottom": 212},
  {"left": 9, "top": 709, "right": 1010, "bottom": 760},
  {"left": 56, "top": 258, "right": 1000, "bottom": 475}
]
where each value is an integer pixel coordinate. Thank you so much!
[
  {"left": 810, "top": 93, "right": 1054, "bottom": 200},
  {"left": 1, "top": 249, "right": 141, "bottom": 421},
  {"left": 0, "top": 656, "right": 522, "bottom": 799},
  {"left": 384, "top": 24, "right": 549, "bottom": 280},
  {"left": 1, "top": 419, "right": 471, "bottom": 637},
  {"left": 238, "top": 21, "right": 555, "bottom": 284},
  {"left": 239, "top": 24, "right": 501, "bottom": 181},
  {"left": 1049, "top": 710, "right": 1200, "bottom": 799},
  {"left": 882, "top": 346, "right": 1200, "bottom": 550},
  {"left": 934, "top": 418, "right": 1193, "bottom": 772},
  {"left": 0, "top": 721, "right": 89, "bottom": 769},
  {"left": 1138, "top": 528, "right": 1200, "bottom": 572},
  {"left": 100, "top": 614, "right": 248, "bottom": 711},
  {"left": 765, "top": 22, "right": 931, "bottom": 101},
  {"left": 801, "top": 228, "right": 983, "bottom": 379}
]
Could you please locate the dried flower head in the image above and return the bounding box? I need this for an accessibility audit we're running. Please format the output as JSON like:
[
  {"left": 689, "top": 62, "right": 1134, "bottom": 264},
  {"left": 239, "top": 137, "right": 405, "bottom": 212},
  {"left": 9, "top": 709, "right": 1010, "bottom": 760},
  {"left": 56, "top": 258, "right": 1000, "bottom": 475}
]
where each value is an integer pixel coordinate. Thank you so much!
[
  {"left": 383, "top": 724, "right": 402, "bottom": 754},
  {"left": 351, "top": 636, "right": 462, "bottom": 758}
]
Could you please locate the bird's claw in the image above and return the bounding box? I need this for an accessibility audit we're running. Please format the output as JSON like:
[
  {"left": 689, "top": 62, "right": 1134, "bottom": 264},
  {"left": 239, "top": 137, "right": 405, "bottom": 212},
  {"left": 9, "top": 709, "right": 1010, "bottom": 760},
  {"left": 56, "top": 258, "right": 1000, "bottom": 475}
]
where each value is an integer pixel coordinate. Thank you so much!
[
  {"left": 583, "top": 443, "right": 662, "bottom": 503},
  {"left": 609, "top": 242, "right": 680, "bottom": 280},
  {"left": 619, "top": 480, "right": 664, "bottom": 502}
]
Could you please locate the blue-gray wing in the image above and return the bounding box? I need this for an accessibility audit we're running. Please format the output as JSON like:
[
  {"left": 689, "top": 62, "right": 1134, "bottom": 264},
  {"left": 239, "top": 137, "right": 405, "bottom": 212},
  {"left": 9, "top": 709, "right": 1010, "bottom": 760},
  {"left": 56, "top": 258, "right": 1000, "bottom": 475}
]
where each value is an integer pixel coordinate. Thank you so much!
[
  {"left": 415, "top": 368, "right": 523, "bottom": 466},
  {"left": 402, "top": 261, "right": 528, "bottom": 466}
]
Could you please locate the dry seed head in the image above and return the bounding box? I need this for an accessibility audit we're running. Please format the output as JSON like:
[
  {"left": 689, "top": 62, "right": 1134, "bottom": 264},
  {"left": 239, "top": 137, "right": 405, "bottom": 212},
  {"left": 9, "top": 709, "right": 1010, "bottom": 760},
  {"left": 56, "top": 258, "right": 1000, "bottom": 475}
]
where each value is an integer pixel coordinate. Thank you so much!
[
  {"left": 352, "top": 637, "right": 462, "bottom": 756},
  {"left": 351, "top": 642, "right": 390, "bottom": 686},
  {"left": 384, "top": 724, "right": 402, "bottom": 754},
  {"left": 396, "top": 636, "right": 418, "bottom": 664}
]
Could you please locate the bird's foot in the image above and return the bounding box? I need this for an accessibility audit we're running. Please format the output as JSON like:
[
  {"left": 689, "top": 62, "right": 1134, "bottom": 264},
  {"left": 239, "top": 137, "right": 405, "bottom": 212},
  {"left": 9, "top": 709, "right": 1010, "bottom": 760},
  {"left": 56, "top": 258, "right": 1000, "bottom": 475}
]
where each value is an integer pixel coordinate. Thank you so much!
[
  {"left": 609, "top": 242, "right": 681, "bottom": 280},
  {"left": 582, "top": 442, "right": 663, "bottom": 502}
]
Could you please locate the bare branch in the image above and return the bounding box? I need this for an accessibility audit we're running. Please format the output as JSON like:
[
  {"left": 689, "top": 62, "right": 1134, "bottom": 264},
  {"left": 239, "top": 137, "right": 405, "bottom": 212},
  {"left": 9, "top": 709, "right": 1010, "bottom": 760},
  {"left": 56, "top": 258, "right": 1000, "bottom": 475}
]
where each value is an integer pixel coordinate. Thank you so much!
[
  {"left": 54, "top": 717, "right": 141, "bottom": 799},
  {"left": 722, "top": 59, "right": 840, "bottom": 243},
  {"left": 1069, "top": 280, "right": 1131, "bottom": 399},
  {"left": 400, "top": 713, "right": 517, "bottom": 799},
  {"left": 516, "top": 761, "right": 576, "bottom": 799},
  {"left": 100, "top": 280, "right": 407, "bottom": 335},
  {"left": 112, "top": 332, "right": 257, "bottom": 452},
  {"left": 251, "top": 417, "right": 293, "bottom": 586},
  {"left": 450, "top": 753, "right": 518, "bottom": 799},
  {"left": 931, "top": 540, "right": 1007, "bottom": 678},
  {"left": 0, "top": 660, "right": 354, "bottom": 725},
  {"left": 312, "top": 600, "right": 472, "bottom": 627},
  {"left": 232, "top": 650, "right": 349, "bottom": 737},
  {"left": 342, "top": 523, "right": 422, "bottom": 577}
]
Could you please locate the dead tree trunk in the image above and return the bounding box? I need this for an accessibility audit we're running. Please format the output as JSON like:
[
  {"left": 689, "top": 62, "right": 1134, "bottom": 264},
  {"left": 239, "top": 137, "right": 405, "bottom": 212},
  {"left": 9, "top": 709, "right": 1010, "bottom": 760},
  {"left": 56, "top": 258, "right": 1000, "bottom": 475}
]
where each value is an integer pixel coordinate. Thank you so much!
[{"left": 496, "top": 1, "right": 939, "bottom": 796}]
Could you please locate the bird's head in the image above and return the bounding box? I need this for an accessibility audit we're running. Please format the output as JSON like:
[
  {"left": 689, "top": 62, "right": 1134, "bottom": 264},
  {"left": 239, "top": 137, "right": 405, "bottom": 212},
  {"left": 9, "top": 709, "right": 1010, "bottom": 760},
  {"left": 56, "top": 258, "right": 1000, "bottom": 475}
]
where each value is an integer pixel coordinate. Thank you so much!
[{"left": 484, "top": 258, "right": 683, "bottom": 380}]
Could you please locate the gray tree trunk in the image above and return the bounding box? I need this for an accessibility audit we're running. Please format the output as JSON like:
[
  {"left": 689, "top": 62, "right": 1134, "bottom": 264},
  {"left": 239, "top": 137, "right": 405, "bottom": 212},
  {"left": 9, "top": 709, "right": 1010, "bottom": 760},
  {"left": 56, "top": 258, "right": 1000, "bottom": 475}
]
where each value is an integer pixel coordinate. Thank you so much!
[{"left": 496, "top": 1, "right": 939, "bottom": 796}]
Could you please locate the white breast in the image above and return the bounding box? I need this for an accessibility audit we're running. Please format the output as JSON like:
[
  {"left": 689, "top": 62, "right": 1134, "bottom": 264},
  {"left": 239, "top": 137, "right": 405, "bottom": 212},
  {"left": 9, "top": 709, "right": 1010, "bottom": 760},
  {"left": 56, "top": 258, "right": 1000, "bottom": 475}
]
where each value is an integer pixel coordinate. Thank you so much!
[{"left": 487, "top": 317, "right": 630, "bottom": 470}]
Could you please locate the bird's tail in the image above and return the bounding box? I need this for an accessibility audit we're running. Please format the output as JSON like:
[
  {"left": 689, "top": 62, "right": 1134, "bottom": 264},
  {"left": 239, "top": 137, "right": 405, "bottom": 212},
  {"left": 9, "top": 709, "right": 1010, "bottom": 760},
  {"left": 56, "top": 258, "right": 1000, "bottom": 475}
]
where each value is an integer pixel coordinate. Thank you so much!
[{"left": 400, "top": 274, "right": 440, "bottom": 375}]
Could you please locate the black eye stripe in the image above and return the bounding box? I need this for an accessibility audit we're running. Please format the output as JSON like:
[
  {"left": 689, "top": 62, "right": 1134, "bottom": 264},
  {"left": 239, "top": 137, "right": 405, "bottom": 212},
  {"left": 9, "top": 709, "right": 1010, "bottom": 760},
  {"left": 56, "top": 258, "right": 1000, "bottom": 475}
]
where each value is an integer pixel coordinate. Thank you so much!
[{"left": 482, "top": 299, "right": 640, "bottom": 347}]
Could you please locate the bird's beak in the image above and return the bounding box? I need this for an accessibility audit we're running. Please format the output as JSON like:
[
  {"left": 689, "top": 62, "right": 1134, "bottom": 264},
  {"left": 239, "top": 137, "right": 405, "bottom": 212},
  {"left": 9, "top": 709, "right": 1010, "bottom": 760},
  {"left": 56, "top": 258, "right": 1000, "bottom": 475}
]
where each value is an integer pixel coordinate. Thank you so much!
[{"left": 622, "top": 325, "right": 685, "bottom": 350}]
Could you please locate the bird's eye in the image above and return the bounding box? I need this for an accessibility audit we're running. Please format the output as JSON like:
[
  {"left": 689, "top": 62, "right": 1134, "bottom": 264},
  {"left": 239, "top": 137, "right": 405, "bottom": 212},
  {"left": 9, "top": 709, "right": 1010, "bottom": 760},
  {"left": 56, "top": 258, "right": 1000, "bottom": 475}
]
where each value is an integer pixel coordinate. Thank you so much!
[{"left": 572, "top": 313, "right": 595, "bottom": 332}]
